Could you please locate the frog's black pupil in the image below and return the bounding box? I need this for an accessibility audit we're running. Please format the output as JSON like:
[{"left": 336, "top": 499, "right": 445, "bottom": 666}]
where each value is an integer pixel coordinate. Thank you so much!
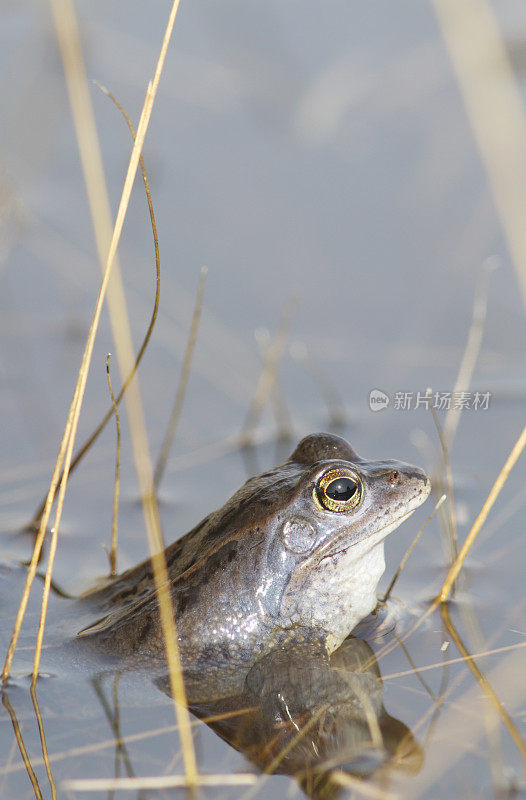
[{"left": 325, "top": 477, "right": 357, "bottom": 502}]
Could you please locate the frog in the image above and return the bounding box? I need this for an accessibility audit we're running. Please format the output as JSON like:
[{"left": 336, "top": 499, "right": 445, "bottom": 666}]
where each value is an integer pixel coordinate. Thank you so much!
[{"left": 78, "top": 433, "right": 430, "bottom": 698}]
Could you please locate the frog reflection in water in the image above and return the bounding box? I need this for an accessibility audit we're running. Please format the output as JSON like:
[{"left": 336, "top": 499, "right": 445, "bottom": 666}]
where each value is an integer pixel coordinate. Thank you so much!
[
  {"left": 187, "top": 636, "right": 424, "bottom": 800},
  {"left": 80, "top": 433, "right": 430, "bottom": 699}
]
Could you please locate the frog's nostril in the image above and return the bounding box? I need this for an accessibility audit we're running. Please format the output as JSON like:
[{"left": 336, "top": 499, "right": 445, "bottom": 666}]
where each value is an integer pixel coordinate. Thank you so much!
[{"left": 386, "top": 470, "right": 400, "bottom": 486}]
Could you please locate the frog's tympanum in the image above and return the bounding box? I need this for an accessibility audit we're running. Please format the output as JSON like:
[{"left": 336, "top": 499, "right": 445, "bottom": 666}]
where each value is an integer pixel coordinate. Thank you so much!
[{"left": 80, "top": 433, "right": 430, "bottom": 699}]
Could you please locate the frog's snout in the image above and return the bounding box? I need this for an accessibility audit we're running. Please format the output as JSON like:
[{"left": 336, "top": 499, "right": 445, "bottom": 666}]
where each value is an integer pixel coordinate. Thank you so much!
[
  {"left": 423, "top": 472, "right": 431, "bottom": 495},
  {"left": 385, "top": 467, "right": 429, "bottom": 491},
  {"left": 411, "top": 466, "right": 431, "bottom": 502},
  {"left": 386, "top": 462, "right": 431, "bottom": 507},
  {"left": 379, "top": 462, "right": 430, "bottom": 495}
]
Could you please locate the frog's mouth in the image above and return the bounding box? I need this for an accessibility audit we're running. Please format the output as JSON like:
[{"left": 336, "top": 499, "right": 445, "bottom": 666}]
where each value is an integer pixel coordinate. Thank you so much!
[{"left": 317, "top": 506, "right": 418, "bottom": 564}]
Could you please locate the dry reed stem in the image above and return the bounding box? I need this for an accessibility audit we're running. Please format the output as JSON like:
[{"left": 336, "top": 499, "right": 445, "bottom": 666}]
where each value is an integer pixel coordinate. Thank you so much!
[
  {"left": 432, "top": 0, "right": 526, "bottom": 308},
  {"left": 2, "top": 380, "right": 80, "bottom": 681},
  {"left": 382, "top": 493, "right": 446, "bottom": 602},
  {"left": 91, "top": 3, "right": 199, "bottom": 785},
  {"left": 49, "top": 0, "right": 146, "bottom": 415},
  {"left": 459, "top": 597, "right": 507, "bottom": 790},
  {"left": 330, "top": 771, "right": 399, "bottom": 800},
  {"left": 105, "top": 354, "right": 121, "bottom": 576},
  {"left": 290, "top": 341, "right": 346, "bottom": 427},
  {"left": 443, "top": 260, "right": 495, "bottom": 448},
  {"left": 381, "top": 640, "right": 526, "bottom": 681},
  {"left": 30, "top": 684, "right": 57, "bottom": 800},
  {"left": 430, "top": 399, "right": 458, "bottom": 563},
  {"left": 1, "top": 708, "right": 258, "bottom": 780},
  {"left": 29, "top": 59, "right": 165, "bottom": 684},
  {"left": 439, "top": 421, "right": 526, "bottom": 601},
  {"left": 2, "top": 693, "right": 44, "bottom": 800},
  {"left": 406, "top": 594, "right": 513, "bottom": 746},
  {"left": 91, "top": 675, "right": 135, "bottom": 787},
  {"left": 154, "top": 266, "right": 208, "bottom": 488},
  {"left": 6, "top": 0, "right": 155, "bottom": 672},
  {"left": 240, "top": 705, "right": 328, "bottom": 800},
  {"left": 0, "top": 737, "right": 19, "bottom": 797},
  {"left": 4, "top": 1, "right": 198, "bottom": 784},
  {"left": 389, "top": 633, "right": 436, "bottom": 702},
  {"left": 361, "top": 600, "right": 440, "bottom": 674},
  {"left": 479, "top": 482, "right": 526, "bottom": 547},
  {"left": 429, "top": 264, "right": 492, "bottom": 575},
  {"left": 441, "top": 604, "right": 526, "bottom": 773},
  {"left": 2, "top": 726, "right": 180, "bottom": 778},
  {"left": 429, "top": 264, "right": 492, "bottom": 589},
  {"left": 269, "top": 383, "right": 294, "bottom": 442},
  {"left": 385, "top": 594, "right": 526, "bottom": 748},
  {"left": 240, "top": 296, "right": 297, "bottom": 447},
  {"left": 30, "top": 48, "right": 163, "bottom": 533},
  {"left": 404, "top": 645, "right": 526, "bottom": 797},
  {"left": 62, "top": 774, "right": 258, "bottom": 792},
  {"left": 254, "top": 329, "right": 294, "bottom": 442},
  {"left": 345, "top": 672, "right": 383, "bottom": 748}
]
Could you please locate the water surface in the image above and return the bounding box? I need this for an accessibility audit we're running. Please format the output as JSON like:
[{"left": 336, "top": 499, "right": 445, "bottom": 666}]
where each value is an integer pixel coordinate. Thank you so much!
[{"left": 2, "top": 2, "right": 526, "bottom": 798}]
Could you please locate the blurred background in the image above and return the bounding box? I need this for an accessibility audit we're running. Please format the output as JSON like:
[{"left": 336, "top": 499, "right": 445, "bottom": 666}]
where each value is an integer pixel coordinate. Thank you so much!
[
  {"left": 3, "top": 0, "right": 526, "bottom": 593},
  {"left": 2, "top": 2, "right": 526, "bottom": 796}
]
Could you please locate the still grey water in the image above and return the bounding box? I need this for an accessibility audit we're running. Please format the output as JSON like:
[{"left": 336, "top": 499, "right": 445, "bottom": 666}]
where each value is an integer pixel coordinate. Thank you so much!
[{"left": 2, "top": 1, "right": 526, "bottom": 798}]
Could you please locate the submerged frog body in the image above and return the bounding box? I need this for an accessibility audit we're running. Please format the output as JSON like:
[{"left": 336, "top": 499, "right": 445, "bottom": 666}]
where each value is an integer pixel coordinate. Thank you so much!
[
  {"left": 80, "top": 433, "right": 430, "bottom": 693},
  {"left": 189, "top": 636, "right": 423, "bottom": 793}
]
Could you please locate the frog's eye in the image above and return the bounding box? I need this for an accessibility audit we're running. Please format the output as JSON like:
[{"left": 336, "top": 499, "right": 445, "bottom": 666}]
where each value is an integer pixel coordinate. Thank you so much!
[{"left": 315, "top": 468, "right": 362, "bottom": 513}]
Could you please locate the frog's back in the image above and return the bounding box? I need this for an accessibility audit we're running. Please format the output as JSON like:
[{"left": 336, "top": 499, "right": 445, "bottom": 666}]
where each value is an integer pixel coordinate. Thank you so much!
[
  {"left": 77, "top": 458, "right": 306, "bottom": 674},
  {"left": 83, "top": 458, "right": 303, "bottom": 612}
]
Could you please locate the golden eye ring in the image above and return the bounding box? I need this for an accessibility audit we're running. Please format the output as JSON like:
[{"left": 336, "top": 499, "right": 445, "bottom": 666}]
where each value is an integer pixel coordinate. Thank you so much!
[{"left": 314, "top": 468, "right": 362, "bottom": 513}]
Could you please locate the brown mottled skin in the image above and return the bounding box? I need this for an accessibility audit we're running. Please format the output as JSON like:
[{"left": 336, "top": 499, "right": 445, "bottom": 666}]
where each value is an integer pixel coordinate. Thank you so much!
[{"left": 79, "top": 433, "right": 430, "bottom": 698}]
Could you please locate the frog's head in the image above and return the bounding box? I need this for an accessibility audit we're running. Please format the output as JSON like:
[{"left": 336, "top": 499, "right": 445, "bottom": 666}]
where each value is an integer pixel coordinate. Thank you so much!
[{"left": 254, "top": 433, "right": 430, "bottom": 649}]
